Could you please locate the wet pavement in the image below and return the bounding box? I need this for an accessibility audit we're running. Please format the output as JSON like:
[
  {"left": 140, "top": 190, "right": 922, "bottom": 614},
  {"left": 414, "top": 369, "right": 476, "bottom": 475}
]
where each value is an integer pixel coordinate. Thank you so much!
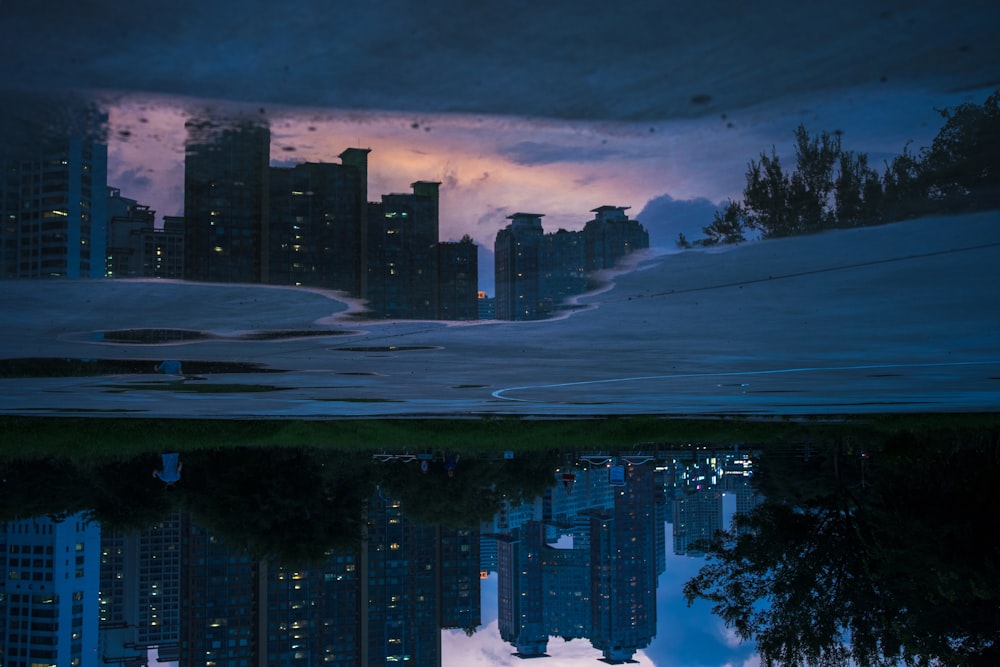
[{"left": 2, "top": 214, "right": 999, "bottom": 418}]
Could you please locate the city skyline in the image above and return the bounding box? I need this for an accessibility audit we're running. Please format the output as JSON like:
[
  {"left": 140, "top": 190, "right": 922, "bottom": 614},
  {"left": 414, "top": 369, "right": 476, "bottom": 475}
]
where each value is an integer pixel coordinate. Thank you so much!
[{"left": 92, "top": 83, "right": 986, "bottom": 296}]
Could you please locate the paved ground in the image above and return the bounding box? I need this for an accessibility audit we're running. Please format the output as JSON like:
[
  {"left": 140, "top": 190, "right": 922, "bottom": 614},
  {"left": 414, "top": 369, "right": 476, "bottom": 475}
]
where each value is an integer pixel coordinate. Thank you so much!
[{"left": 2, "top": 213, "right": 999, "bottom": 419}]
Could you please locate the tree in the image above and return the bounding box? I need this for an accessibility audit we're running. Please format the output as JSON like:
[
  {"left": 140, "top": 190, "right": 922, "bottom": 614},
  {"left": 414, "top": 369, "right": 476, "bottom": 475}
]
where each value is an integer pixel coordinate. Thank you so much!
[
  {"left": 835, "top": 150, "right": 883, "bottom": 227},
  {"left": 684, "top": 436, "right": 1000, "bottom": 666},
  {"left": 702, "top": 200, "right": 747, "bottom": 245},
  {"left": 742, "top": 126, "right": 843, "bottom": 238},
  {"left": 880, "top": 143, "right": 930, "bottom": 221},
  {"left": 922, "top": 90, "right": 1000, "bottom": 211},
  {"left": 788, "top": 125, "right": 840, "bottom": 232},
  {"left": 743, "top": 147, "right": 795, "bottom": 238}
]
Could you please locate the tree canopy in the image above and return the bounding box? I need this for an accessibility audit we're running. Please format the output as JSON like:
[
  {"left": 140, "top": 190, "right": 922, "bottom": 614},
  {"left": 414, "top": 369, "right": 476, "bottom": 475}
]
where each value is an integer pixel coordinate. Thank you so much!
[
  {"left": 694, "top": 89, "right": 1000, "bottom": 245},
  {"left": 684, "top": 434, "right": 1000, "bottom": 666}
]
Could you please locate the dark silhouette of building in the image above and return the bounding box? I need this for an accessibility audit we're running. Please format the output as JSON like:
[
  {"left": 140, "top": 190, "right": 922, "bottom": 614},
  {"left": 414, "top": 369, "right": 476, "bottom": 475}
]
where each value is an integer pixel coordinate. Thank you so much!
[
  {"left": 494, "top": 212, "right": 545, "bottom": 321},
  {"left": 541, "top": 227, "right": 587, "bottom": 313},
  {"left": 0, "top": 514, "right": 102, "bottom": 666},
  {"left": 182, "top": 118, "right": 477, "bottom": 319},
  {"left": 494, "top": 206, "right": 649, "bottom": 321},
  {"left": 583, "top": 205, "right": 649, "bottom": 272},
  {"left": 495, "top": 462, "right": 662, "bottom": 662},
  {"left": 99, "top": 511, "right": 182, "bottom": 664},
  {"left": 366, "top": 181, "right": 446, "bottom": 319},
  {"left": 267, "top": 151, "right": 368, "bottom": 293},
  {"left": 183, "top": 119, "right": 270, "bottom": 284},
  {"left": 174, "top": 492, "right": 480, "bottom": 667},
  {"left": 589, "top": 464, "right": 658, "bottom": 663},
  {"left": 106, "top": 188, "right": 184, "bottom": 279},
  {"left": 436, "top": 238, "right": 479, "bottom": 321},
  {"left": 0, "top": 138, "right": 108, "bottom": 278}
]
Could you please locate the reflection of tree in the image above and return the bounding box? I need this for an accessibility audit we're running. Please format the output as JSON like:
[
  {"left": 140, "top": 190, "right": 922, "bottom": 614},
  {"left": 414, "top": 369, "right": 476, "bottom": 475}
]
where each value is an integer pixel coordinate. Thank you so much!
[
  {"left": 0, "top": 446, "right": 563, "bottom": 561},
  {"left": 684, "top": 435, "right": 1000, "bottom": 666},
  {"left": 177, "top": 447, "right": 375, "bottom": 563},
  {"left": 376, "top": 452, "right": 560, "bottom": 528}
]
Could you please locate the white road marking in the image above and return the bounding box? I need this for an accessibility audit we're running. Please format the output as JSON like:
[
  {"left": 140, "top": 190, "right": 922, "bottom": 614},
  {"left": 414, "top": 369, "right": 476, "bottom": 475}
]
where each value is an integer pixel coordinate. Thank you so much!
[{"left": 491, "top": 360, "right": 1000, "bottom": 401}]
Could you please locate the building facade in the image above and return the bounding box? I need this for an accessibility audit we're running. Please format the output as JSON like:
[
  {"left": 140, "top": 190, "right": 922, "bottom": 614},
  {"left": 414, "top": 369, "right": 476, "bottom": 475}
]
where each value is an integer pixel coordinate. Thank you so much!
[
  {"left": 583, "top": 205, "right": 649, "bottom": 272},
  {"left": 0, "top": 138, "right": 108, "bottom": 278},
  {"left": 0, "top": 514, "right": 102, "bottom": 667},
  {"left": 183, "top": 119, "right": 271, "bottom": 284},
  {"left": 267, "top": 150, "right": 369, "bottom": 293},
  {"left": 494, "top": 212, "right": 545, "bottom": 321}
]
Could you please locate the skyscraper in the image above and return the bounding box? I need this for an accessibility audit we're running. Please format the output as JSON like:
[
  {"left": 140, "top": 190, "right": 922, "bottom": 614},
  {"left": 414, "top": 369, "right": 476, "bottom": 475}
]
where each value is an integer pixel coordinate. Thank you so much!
[
  {"left": 366, "top": 181, "right": 442, "bottom": 319},
  {"left": 183, "top": 119, "right": 270, "bottom": 283},
  {"left": 436, "top": 239, "right": 479, "bottom": 320},
  {"left": 583, "top": 205, "right": 649, "bottom": 271},
  {"left": 494, "top": 212, "right": 545, "bottom": 321},
  {"left": 0, "top": 514, "right": 101, "bottom": 667},
  {"left": 0, "top": 138, "right": 107, "bottom": 278},
  {"left": 267, "top": 150, "right": 368, "bottom": 293}
]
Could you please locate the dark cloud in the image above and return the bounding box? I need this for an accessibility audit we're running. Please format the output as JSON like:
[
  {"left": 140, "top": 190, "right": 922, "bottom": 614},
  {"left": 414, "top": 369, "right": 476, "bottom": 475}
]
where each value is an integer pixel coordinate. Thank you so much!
[
  {"left": 499, "top": 141, "right": 623, "bottom": 166},
  {"left": 637, "top": 193, "right": 722, "bottom": 248},
  {"left": 2, "top": 1, "right": 998, "bottom": 124}
]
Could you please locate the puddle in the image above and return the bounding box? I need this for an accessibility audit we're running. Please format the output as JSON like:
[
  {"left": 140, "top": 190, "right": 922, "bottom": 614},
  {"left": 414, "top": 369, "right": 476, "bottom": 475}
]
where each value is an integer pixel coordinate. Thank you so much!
[
  {"left": 79, "top": 328, "right": 356, "bottom": 345},
  {"left": 236, "top": 330, "right": 356, "bottom": 341},
  {"left": 102, "top": 383, "right": 290, "bottom": 394},
  {"left": 95, "top": 329, "right": 212, "bottom": 343},
  {"left": 0, "top": 358, "right": 286, "bottom": 378},
  {"left": 331, "top": 346, "right": 440, "bottom": 352}
]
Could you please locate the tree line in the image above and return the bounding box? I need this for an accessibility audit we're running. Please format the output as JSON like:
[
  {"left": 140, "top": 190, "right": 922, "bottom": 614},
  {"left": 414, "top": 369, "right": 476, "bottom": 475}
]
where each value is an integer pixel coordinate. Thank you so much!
[
  {"left": 681, "top": 90, "right": 1000, "bottom": 247},
  {"left": 684, "top": 431, "right": 1000, "bottom": 666}
]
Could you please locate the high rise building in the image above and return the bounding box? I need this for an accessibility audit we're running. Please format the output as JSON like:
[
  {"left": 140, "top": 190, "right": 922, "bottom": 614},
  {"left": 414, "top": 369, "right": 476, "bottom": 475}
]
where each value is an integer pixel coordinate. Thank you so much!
[
  {"left": 494, "top": 212, "right": 545, "bottom": 321},
  {"left": 106, "top": 187, "right": 184, "bottom": 279},
  {"left": 0, "top": 514, "right": 102, "bottom": 667},
  {"left": 436, "top": 239, "right": 478, "bottom": 320},
  {"left": 183, "top": 119, "right": 270, "bottom": 284},
  {"left": 267, "top": 150, "right": 368, "bottom": 293},
  {"left": 365, "top": 182, "right": 443, "bottom": 319},
  {"left": 583, "top": 205, "right": 649, "bottom": 271},
  {"left": 589, "top": 463, "right": 658, "bottom": 663},
  {"left": 494, "top": 206, "right": 648, "bottom": 321},
  {"left": 496, "top": 462, "right": 662, "bottom": 662},
  {"left": 99, "top": 511, "right": 182, "bottom": 663},
  {"left": 0, "top": 138, "right": 107, "bottom": 278},
  {"left": 541, "top": 227, "right": 587, "bottom": 314}
]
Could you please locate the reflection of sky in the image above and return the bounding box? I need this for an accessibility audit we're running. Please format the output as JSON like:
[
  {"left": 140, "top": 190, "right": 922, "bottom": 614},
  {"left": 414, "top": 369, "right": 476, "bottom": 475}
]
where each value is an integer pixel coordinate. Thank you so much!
[
  {"left": 102, "top": 85, "right": 985, "bottom": 294},
  {"left": 443, "top": 524, "right": 759, "bottom": 667}
]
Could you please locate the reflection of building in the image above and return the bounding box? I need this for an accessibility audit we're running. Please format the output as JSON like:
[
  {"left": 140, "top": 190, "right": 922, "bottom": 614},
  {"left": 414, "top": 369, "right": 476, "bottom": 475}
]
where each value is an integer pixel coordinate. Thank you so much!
[
  {"left": 0, "top": 513, "right": 101, "bottom": 667},
  {"left": 583, "top": 206, "right": 649, "bottom": 272},
  {"left": 183, "top": 119, "right": 271, "bottom": 284},
  {"left": 589, "top": 464, "right": 658, "bottom": 663},
  {"left": 494, "top": 207, "right": 649, "bottom": 320},
  {"left": 106, "top": 188, "right": 185, "bottom": 279},
  {"left": 366, "top": 182, "right": 440, "bottom": 319},
  {"left": 267, "top": 152, "right": 368, "bottom": 293},
  {"left": 0, "top": 138, "right": 108, "bottom": 279},
  {"left": 173, "top": 493, "right": 480, "bottom": 667},
  {"left": 436, "top": 240, "right": 479, "bottom": 321},
  {"left": 496, "top": 462, "right": 662, "bottom": 662},
  {"left": 494, "top": 212, "right": 545, "bottom": 320},
  {"left": 182, "top": 122, "right": 479, "bottom": 319},
  {"left": 99, "top": 510, "right": 182, "bottom": 664}
]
